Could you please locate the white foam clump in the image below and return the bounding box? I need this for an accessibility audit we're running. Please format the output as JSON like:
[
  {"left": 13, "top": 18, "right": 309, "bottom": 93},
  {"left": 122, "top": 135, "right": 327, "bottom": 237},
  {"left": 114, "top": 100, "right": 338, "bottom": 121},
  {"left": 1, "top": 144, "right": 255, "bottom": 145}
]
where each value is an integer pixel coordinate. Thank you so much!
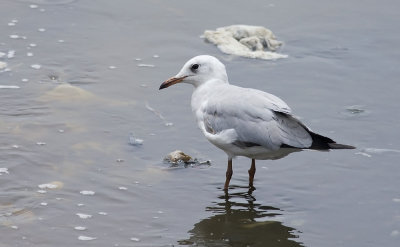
[
  {"left": 0, "top": 168, "right": 9, "bottom": 175},
  {"left": 9, "top": 35, "right": 19, "bottom": 39},
  {"left": 7, "top": 50, "right": 15, "bottom": 58},
  {"left": 80, "top": 190, "right": 95, "bottom": 195},
  {"left": 130, "top": 237, "right": 140, "bottom": 242},
  {"left": 38, "top": 183, "right": 58, "bottom": 189},
  {"left": 76, "top": 213, "right": 92, "bottom": 219},
  {"left": 363, "top": 148, "right": 400, "bottom": 154},
  {"left": 203, "top": 25, "right": 288, "bottom": 60},
  {"left": 78, "top": 236, "right": 96, "bottom": 241},
  {"left": 98, "top": 212, "right": 107, "bottom": 215},
  {"left": 118, "top": 186, "right": 127, "bottom": 190},
  {"left": 30, "top": 4, "right": 38, "bottom": 9},
  {"left": 0, "top": 52, "right": 5, "bottom": 58}
]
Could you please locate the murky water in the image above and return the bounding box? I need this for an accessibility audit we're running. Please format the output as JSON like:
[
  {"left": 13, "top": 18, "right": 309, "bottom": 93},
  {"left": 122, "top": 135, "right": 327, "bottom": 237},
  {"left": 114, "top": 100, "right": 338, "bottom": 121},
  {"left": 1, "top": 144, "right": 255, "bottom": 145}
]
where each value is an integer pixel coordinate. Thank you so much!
[{"left": 1, "top": 0, "right": 400, "bottom": 246}]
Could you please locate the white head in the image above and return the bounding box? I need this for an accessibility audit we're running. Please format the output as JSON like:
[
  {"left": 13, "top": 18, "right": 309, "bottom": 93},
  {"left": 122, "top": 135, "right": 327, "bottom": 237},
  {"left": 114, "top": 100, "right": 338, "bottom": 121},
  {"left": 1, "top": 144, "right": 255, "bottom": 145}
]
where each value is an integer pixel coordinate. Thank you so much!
[{"left": 159, "top": 55, "right": 228, "bottom": 89}]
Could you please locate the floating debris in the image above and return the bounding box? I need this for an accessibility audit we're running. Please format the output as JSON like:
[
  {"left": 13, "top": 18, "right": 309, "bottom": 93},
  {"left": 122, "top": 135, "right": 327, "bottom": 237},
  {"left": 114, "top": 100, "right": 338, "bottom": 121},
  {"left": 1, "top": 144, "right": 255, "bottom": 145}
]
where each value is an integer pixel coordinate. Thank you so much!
[
  {"left": 38, "top": 183, "right": 58, "bottom": 189},
  {"left": 0, "top": 168, "right": 9, "bottom": 175},
  {"left": 78, "top": 236, "right": 96, "bottom": 241},
  {"left": 76, "top": 213, "right": 92, "bottom": 219},
  {"left": 129, "top": 133, "right": 143, "bottom": 146},
  {"left": 74, "top": 226, "right": 87, "bottom": 231},
  {"left": 137, "top": 63, "right": 155, "bottom": 67},
  {"left": 0, "top": 85, "right": 20, "bottom": 89},
  {"left": 165, "top": 150, "right": 192, "bottom": 163},
  {"left": 80, "top": 190, "right": 95, "bottom": 196},
  {"left": 7, "top": 50, "right": 15, "bottom": 58},
  {"left": 31, "top": 64, "right": 41, "bottom": 70},
  {"left": 203, "top": 25, "right": 287, "bottom": 60},
  {"left": 164, "top": 150, "right": 211, "bottom": 167},
  {"left": 0, "top": 61, "right": 8, "bottom": 70}
]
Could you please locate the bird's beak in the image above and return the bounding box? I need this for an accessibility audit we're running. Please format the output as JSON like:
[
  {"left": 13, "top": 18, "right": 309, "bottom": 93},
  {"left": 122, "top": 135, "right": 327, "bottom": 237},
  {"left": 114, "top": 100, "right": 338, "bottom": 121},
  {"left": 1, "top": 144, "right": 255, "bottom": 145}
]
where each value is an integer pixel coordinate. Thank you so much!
[{"left": 159, "top": 76, "right": 187, "bottom": 90}]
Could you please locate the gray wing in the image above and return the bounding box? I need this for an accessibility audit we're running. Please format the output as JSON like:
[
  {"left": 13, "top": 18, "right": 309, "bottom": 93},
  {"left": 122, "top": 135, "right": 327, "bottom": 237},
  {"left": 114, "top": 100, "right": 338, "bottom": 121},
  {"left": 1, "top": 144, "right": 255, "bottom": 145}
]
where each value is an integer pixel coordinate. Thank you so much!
[{"left": 201, "top": 87, "right": 312, "bottom": 150}]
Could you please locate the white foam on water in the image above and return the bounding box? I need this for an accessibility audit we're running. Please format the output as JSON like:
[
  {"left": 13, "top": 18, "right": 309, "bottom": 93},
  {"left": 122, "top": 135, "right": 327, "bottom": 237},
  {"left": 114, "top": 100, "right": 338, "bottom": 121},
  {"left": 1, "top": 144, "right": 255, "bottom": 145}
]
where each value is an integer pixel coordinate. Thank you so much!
[
  {"left": 153, "top": 54, "right": 159, "bottom": 58},
  {"left": 0, "top": 168, "right": 9, "bottom": 175},
  {"left": 12, "top": 19, "right": 18, "bottom": 23},
  {"left": 29, "top": 4, "right": 38, "bottom": 9},
  {"left": 58, "top": 39, "right": 65, "bottom": 43},
  {"left": 355, "top": 152, "right": 372, "bottom": 158},
  {"left": 40, "top": 202, "right": 48, "bottom": 206},
  {"left": 38, "top": 183, "right": 58, "bottom": 189},
  {"left": 108, "top": 65, "right": 117, "bottom": 69},
  {"left": 37, "top": 190, "right": 47, "bottom": 194},
  {"left": 27, "top": 52, "right": 33, "bottom": 57},
  {"left": 0, "top": 61, "right": 7, "bottom": 69},
  {"left": 9, "top": 35, "right": 19, "bottom": 39},
  {"left": 31, "top": 64, "right": 41, "bottom": 70},
  {"left": 76, "top": 213, "right": 92, "bottom": 219},
  {"left": 118, "top": 186, "right": 127, "bottom": 190},
  {"left": 78, "top": 236, "right": 96, "bottom": 241},
  {"left": 74, "top": 226, "right": 87, "bottom": 231},
  {"left": 98, "top": 212, "right": 107, "bottom": 215},
  {"left": 8, "top": 22, "right": 16, "bottom": 26},
  {"left": 77, "top": 203, "right": 85, "bottom": 207},
  {"left": 135, "top": 58, "right": 142, "bottom": 61},
  {"left": 393, "top": 198, "right": 400, "bottom": 203},
  {"left": 29, "top": 43, "right": 37, "bottom": 47},
  {"left": 80, "top": 190, "right": 95, "bottom": 195},
  {"left": 391, "top": 230, "right": 399, "bottom": 237},
  {"left": 11, "top": 225, "right": 18, "bottom": 230},
  {"left": 364, "top": 148, "right": 400, "bottom": 154},
  {"left": 130, "top": 238, "right": 140, "bottom": 242},
  {"left": 22, "top": 78, "right": 29, "bottom": 82},
  {"left": 0, "top": 52, "right": 5, "bottom": 58},
  {"left": 38, "top": 28, "right": 46, "bottom": 32}
]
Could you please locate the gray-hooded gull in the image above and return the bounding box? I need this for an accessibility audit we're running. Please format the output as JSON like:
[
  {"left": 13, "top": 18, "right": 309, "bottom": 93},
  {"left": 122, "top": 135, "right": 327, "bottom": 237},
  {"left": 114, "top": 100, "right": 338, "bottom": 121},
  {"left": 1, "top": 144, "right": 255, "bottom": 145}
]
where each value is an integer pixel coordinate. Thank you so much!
[{"left": 159, "top": 55, "right": 355, "bottom": 190}]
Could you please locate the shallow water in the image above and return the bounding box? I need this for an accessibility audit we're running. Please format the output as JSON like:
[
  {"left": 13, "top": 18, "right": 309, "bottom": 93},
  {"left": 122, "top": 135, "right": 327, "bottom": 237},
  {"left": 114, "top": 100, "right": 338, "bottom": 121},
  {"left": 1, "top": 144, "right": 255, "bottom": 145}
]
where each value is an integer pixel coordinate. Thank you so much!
[{"left": 1, "top": 0, "right": 400, "bottom": 246}]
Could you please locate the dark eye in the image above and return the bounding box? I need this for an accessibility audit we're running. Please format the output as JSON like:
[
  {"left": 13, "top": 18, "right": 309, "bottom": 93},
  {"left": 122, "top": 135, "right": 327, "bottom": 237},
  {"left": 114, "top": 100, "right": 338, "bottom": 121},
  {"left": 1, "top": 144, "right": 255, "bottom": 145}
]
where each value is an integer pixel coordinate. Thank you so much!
[{"left": 190, "top": 64, "right": 199, "bottom": 72}]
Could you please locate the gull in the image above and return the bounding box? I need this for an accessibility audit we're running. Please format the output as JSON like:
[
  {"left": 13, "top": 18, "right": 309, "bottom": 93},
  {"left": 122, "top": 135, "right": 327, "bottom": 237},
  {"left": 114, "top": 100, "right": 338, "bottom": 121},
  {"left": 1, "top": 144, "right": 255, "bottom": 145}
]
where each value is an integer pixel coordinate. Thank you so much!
[{"left": 159, "top": 55, "right": 355, "bottom": 190}]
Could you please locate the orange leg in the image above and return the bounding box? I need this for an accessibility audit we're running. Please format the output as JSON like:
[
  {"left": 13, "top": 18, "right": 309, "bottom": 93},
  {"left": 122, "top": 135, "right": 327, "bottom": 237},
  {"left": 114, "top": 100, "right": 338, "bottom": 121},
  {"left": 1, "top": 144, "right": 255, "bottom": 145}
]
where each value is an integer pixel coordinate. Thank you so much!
[
  {"left": 224, "top": 159, "right": 233, "bottom": 191},
  {"left": 248, "top": 159, "right": 256, "bottom": 189}
]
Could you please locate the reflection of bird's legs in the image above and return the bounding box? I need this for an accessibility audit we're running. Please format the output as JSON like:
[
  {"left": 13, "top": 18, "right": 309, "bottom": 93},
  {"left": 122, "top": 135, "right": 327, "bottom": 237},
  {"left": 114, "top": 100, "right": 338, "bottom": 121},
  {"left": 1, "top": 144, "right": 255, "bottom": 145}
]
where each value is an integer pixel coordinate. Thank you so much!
[
  {"left": 224, "top": 159, "right": 233, "bottom": 191},
  {"left": 248, "top": 159, "right": 256, "bottom": 190}
]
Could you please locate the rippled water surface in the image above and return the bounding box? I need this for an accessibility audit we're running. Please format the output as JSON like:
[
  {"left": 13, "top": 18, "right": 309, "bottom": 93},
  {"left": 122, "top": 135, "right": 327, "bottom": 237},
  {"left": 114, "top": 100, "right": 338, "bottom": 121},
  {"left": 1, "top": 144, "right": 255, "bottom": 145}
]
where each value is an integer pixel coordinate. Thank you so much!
[{"left": 1, "top": 1, "right": 400, "bottom": 246}]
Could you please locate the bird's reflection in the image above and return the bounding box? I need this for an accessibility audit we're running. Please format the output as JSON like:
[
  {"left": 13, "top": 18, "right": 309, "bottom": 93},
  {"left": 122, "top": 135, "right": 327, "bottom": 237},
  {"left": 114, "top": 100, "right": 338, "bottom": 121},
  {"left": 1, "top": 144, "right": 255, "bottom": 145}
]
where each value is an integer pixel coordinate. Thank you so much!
[{"left": 179, "top": 187, "right": 303, "bottom": 247}]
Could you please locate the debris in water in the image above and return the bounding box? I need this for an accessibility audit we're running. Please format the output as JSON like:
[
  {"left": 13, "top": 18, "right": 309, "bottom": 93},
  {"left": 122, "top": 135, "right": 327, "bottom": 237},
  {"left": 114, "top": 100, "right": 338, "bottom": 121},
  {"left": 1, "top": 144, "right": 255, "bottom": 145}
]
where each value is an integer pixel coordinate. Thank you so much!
[
  {"left": 78, "top": 236, "right": 96, "bottom": 241},
  {"left": 80, "top": 190, "right": 95, "bottom": 196},
  {"left": 0, "top": 168, "right": 9, "bottom": 175},
  {"left": 74, "top": 226, "right": 87, "bottom": 231},
  {"left": 137, "top": 63, "right": 155, "bottom": 67},
  {"left": 203, "top": 25, "right": 287, "bottom": 60},
  {"left": 76, "top": 213, "right": 92, "bottom": 219},
  {"left": 164, "top": 150, "right": 211, "bottom": 167},
  {"left": 31, "top": 64, "right": 41, "bottom": 70},
  {"left": 0, "top": 85, "right": 20, "bottom": 89},
  {"left": 129, "top": 133, "right": 143, "bottom": 146}
]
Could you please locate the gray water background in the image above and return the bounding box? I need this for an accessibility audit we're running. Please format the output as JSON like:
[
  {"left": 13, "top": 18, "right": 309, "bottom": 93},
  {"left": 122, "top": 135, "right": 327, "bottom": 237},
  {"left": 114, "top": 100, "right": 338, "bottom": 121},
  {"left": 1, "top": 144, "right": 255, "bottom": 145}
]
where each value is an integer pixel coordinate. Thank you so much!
[{"left": 1, "top": 0, "right": 400, "bottom": 246}]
